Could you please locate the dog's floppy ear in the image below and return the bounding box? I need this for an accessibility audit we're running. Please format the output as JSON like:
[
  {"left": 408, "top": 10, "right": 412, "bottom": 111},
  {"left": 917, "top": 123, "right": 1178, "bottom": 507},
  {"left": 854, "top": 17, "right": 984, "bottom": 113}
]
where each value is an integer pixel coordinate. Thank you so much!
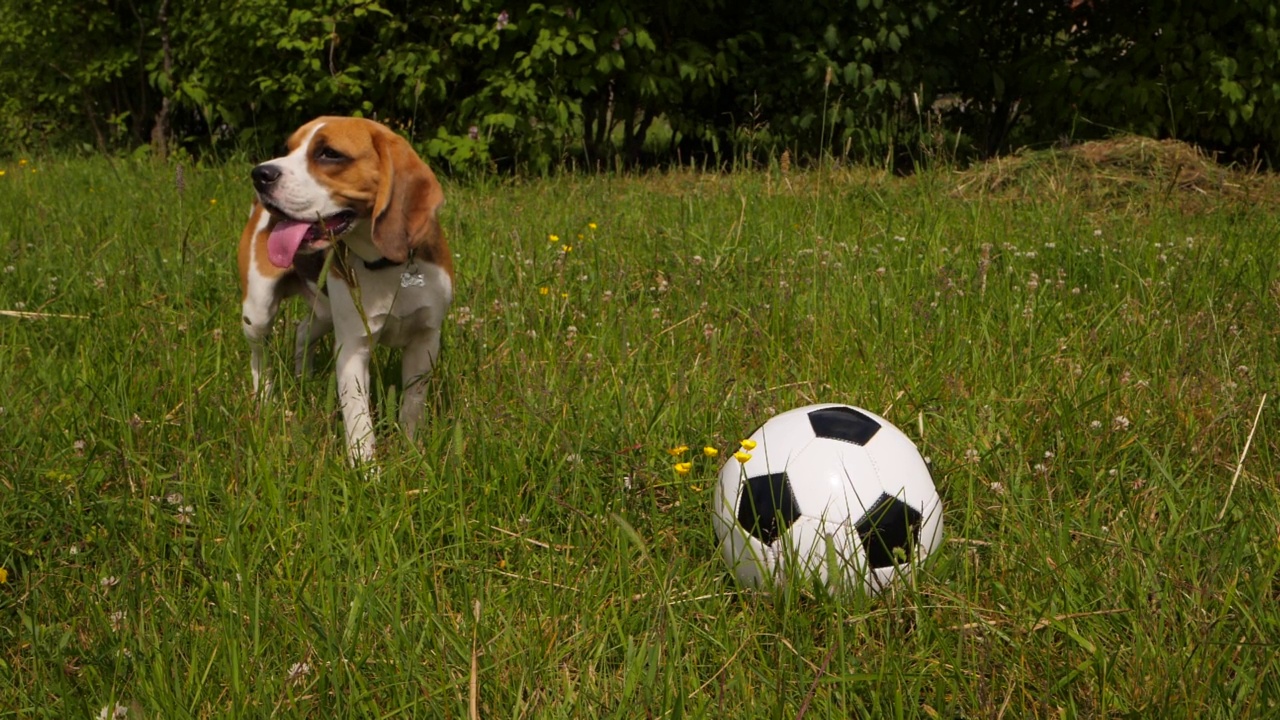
[{"left": 370, "top": 130, "right": 444, "bottom": 264}]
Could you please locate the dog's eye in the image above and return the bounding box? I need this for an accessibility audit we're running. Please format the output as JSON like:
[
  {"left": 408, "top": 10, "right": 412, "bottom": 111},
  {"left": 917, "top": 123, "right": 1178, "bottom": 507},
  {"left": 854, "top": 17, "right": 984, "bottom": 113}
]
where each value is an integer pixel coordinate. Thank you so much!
[{"left": 316, "top": 146, "right": 348, "bottom": 163}]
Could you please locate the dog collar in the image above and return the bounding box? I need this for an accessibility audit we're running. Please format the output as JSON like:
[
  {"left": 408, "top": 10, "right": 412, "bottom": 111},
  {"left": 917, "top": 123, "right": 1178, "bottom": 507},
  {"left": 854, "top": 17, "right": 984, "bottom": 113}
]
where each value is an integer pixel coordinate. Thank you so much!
[
  {"left": 363, "top": 248, "right": 415, "bottom": 272},
  {"left": 362, "top": 256, "right": 400, "bottom": 271}
]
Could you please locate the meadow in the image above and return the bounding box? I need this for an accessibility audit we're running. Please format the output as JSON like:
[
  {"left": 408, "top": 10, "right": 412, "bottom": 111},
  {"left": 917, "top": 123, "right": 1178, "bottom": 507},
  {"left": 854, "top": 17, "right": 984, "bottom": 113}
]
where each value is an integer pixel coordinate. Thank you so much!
[{"left": 1, "top": 142, "right": 1278, "bottom": 718}]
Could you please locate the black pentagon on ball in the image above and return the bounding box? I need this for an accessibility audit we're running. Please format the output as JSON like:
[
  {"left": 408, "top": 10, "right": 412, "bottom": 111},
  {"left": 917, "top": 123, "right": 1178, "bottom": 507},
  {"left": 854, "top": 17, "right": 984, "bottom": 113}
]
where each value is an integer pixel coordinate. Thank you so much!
[
  {"left": 737, "top": 472, "right": 800, "bottom": 546},
  {"left": 854, "top": 493, "right": 923, "bottom": 569},
  {"left": 807, "top": 406, "right": 881, "bottom": 446}
]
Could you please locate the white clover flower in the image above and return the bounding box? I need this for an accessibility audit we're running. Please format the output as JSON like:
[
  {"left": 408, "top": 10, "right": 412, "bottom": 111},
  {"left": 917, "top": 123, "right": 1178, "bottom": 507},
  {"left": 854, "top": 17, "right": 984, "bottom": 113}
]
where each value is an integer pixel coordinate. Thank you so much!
[
  {"left": 286, "top": 661, "right": 312, "bottom": 685},
  {"left": 97, "top": 704, "right": 128, "bottom": 719}
]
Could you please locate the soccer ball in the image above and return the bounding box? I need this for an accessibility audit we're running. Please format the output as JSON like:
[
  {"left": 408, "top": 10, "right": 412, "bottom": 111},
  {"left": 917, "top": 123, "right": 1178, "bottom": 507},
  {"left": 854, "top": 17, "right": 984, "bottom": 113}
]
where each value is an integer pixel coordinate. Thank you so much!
[{"left": 712, "top": 403, "right": 943, "bottom": 595}]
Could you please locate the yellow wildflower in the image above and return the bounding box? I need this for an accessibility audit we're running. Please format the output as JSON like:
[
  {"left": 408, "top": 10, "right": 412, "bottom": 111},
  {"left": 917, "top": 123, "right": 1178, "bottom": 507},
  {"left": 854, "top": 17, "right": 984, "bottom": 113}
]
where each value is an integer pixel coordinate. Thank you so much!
[
  {"left": 588, "top": 222, "right": 598, "bottom": 230},
  {"left": 668, "top": 445, "right": 689, "bottom": 456},
  {"left": 560, "top": 292, "right": 568, "bottom": 299},
  {"left": 734, "top": 451, "right": 752, "bottom": 463},
  {"left": 674, "top": 462, "right": 692, "bottom": 476},
  {"left": 739, "top": 439, "right": 758, "bottom": 450},
  {"left": 548, "top": 234, "right": 560, "bottom": 242},
  {"left": 539, "top": 287, "right": 549, "bottom": 295},
  {"left": 0, "top": 170, "right": 6, "bottom": 177},
  {"left": 19, "top": 159, "right": 27, "bottom": 166},
  {"left": 209, "top": 198, "right": 217, "bottom": 205},
  {"left": 561, "top": 244, "right": 573, "bottom": 253},
  {"left": 703, "top": 446, "right": 719, "bottom": 458},
  {"left": 0, "top": 567, "right": 7, "bottom": 583}
]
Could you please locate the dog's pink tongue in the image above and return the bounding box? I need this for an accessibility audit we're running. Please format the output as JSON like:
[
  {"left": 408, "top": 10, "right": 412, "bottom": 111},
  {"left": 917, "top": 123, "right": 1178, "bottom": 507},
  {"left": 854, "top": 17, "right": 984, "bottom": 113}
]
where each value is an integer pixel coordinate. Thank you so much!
[{"left": 267, "top": 220, "right": 311, "bottom": 268}]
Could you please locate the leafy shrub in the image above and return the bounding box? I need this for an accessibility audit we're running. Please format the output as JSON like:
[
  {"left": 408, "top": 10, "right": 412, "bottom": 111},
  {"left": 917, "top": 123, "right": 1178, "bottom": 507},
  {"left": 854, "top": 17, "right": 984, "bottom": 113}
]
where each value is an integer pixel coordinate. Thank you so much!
[
  {"left": 2, "top": 0, "right": 1279, "bottom": 169},
  {"left": 1063, "top": 0, "right": 1280, "bottom": 164}
]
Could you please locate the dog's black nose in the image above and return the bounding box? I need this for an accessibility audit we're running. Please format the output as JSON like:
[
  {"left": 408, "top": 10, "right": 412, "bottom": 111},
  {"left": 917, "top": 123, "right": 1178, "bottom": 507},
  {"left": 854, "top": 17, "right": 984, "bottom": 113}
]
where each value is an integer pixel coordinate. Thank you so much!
[{"left": 251, "top": 164, "right": 282, "bottom": 190}]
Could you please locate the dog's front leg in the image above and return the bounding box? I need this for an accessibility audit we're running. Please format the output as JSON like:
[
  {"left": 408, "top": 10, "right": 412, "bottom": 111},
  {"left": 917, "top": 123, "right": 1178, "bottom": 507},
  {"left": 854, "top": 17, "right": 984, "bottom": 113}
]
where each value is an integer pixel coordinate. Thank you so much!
[
  {"left": 330, "top": 278, "right": 379, "bottom": 465},
  {"left": 294, "top": 295, "right": 334, "bottom": 377},
  {"left": 335, "top": 338, "right": 375, "bottom": 464},
  {"left": 399, "top": 327, "right": 442, "bottom": 439},
  {"left": 242, "top": 284, "right": 283, "bottom": 397}
]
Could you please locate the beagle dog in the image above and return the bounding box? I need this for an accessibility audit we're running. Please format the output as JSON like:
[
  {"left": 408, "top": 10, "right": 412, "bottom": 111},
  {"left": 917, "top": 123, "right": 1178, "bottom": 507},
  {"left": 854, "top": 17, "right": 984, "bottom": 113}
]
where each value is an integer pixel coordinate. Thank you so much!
[{"left": 238, "top": 116, "right": 453, "bottom": 464}]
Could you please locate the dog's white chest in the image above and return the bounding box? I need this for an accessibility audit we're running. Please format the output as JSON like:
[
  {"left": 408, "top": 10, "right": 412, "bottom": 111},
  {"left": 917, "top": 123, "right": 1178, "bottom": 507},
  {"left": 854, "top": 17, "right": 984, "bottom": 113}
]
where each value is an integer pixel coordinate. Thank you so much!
[{"left": 330, "top": 262, "right": 452, "bottom": 348}]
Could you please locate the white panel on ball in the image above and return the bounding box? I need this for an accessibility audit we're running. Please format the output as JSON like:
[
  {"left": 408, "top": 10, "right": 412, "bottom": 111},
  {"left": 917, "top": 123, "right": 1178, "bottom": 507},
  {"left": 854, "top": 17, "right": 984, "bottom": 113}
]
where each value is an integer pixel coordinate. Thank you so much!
[
  {"left": 782, "top": 440, "right": 877, "bottom": 526},
  {"left": 786, "top": 516, "right": 866, "bottom": 590}
]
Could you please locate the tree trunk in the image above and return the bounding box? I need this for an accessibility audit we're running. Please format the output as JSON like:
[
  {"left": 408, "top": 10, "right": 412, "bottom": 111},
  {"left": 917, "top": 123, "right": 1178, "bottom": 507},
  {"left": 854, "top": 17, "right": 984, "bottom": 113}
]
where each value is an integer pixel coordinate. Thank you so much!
[{"left": 627, "top": 108, "right": 655, "bottom": 165}]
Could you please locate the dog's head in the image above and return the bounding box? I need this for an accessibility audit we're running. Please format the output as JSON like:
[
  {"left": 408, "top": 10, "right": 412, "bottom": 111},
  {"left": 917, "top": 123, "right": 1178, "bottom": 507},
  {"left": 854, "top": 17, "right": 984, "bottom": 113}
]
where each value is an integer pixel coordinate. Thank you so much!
[{"left": 251, "top": 116, "right": 444, "bottom": 268}]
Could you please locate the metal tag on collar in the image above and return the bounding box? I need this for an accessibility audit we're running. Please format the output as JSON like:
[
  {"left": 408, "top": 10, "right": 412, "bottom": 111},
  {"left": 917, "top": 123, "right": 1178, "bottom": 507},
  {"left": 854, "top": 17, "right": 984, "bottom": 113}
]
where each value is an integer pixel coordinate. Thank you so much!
[{"left": 400, "top": 258, "right": 424, "bottom": 288}]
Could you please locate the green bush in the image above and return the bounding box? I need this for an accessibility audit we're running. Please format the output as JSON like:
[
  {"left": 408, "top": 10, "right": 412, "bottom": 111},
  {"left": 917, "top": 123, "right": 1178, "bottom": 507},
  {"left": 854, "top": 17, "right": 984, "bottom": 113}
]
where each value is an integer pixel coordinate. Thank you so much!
[
  {"left": 0, "top": 0, "right": 152, "bottom": 150},
  {"left": 1063, "top": 0, "right": 1280, "bottom": 164},
  {"left": 2, "top": 0, "right": 1279, "bottom": 169}
]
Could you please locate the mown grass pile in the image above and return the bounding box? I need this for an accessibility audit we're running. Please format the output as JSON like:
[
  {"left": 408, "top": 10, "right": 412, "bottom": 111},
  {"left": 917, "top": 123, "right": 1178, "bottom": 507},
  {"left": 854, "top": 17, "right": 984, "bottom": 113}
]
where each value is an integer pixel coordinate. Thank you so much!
[{"left": 1, "top": 146, "right": 1278, "bottom": 717}]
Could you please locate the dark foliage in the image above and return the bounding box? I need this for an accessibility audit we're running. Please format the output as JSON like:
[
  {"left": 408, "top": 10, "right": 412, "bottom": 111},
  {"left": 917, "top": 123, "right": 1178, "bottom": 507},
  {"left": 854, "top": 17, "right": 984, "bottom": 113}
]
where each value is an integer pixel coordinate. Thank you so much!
[{"left": 2, "top": 0, "right": 1277, "bottom": 171}]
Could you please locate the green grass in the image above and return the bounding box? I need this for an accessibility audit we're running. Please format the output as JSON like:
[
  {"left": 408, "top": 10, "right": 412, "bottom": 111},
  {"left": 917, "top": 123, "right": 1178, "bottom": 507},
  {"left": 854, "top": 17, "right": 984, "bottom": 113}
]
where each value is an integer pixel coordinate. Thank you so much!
[{"left": 2, "top": 153, "right": 1279, "bottom": 718}]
